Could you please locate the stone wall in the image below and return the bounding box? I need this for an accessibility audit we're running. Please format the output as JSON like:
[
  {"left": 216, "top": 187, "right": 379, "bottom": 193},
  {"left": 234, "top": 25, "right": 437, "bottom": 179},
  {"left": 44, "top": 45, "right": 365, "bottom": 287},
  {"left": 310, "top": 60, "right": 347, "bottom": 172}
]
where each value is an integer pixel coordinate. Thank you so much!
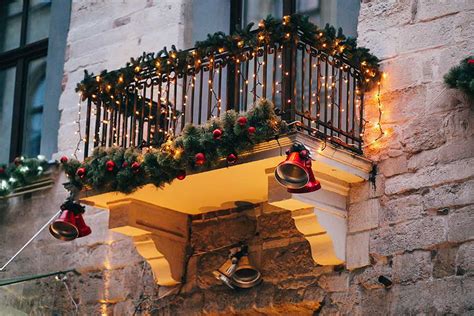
[{"left": 0, "top": 0, "right": 473, "bottom": 315}]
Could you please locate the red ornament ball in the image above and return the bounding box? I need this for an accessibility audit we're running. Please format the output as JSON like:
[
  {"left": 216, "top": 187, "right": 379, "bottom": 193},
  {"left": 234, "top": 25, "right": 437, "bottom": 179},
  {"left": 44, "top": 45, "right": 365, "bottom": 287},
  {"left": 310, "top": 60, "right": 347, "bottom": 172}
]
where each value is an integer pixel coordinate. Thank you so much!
[
  {"left": 237, "top": 116, "right": 247, "bottom": 126},
  {"left": 0, "top": 167, "right": 5, "bottom": 175},
  {"left": 176, "top": 170, "right": 186, "bottom": 180},
  {"left": 131, "top": 162, "right": 141, "bottom": 174},
  {"left": 213, "top": 128, "right": 223, "bottom": 140},
  {"left": 195, "top": 153, "right": 206, "bottom": 166},
  {"left": 122, "top": 161, "right": 129, "bottom": 168},
  {"left": 248, "top": 126, "right": 256, "bottom": 135},
  {"left": 106, "top": 160, "right": 116, "bottom": 172},
  {"left": 299, "top": 149, "right": 309, "bottom": 159},
  {"left": 468, "top": 59, "right": 474, "bottom": 65},
  {"left": 60, "top": 156, "right": 68, "bottom": 164},
  {"left": 227, "top": 153, "right": 237, "bottom": 164},
  {"left": 76, "top": 167, "right": 86, "bottom": 178}
]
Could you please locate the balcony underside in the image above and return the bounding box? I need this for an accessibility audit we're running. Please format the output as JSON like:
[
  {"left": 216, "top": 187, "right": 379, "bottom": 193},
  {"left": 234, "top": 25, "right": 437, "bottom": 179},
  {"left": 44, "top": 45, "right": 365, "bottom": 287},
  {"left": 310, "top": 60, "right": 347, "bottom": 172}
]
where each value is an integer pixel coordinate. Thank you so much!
[{"left": 79, "top": 132, "right": 372, "bottom": 285}]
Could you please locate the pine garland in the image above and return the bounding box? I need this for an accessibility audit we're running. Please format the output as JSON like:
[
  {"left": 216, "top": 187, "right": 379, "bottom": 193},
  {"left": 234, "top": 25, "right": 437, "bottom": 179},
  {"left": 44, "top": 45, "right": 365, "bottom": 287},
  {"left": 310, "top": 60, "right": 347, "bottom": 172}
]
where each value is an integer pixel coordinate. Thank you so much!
[
  {"left": 62, "top": 99, "right": 287, "bottom": 194},
  {"left": 0, "top": 156, "right": 50, "bottom": 197},
  {"left": 444, "top": 56, "right": 474, "bottom": 98},
  {"left": 75, "top": 14, "right": 381, "bottom": 106}
]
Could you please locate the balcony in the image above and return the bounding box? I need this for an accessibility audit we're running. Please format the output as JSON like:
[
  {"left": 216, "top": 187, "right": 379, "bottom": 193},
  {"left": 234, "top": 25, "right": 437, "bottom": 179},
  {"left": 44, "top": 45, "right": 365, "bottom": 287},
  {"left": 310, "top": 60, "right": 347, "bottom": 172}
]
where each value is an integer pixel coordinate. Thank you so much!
[{"left": 70, "top": 15, "right": 380, "bottom": 285}]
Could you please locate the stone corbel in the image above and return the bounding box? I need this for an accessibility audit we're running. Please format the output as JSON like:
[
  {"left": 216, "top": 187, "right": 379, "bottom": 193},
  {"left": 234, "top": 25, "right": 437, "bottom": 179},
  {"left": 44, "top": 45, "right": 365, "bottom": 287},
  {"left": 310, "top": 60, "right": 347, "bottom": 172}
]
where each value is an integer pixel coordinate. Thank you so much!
[{"left": 107, "top": 199, "right": 189, "bottom": 286}]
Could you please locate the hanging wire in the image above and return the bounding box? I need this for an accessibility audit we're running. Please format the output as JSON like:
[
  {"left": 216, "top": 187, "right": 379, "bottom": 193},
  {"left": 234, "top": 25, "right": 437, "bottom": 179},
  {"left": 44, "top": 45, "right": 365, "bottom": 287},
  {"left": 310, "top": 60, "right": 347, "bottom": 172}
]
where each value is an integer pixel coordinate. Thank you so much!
[{"left": 56, "top": 274, "right": 79, "bottom": 315}]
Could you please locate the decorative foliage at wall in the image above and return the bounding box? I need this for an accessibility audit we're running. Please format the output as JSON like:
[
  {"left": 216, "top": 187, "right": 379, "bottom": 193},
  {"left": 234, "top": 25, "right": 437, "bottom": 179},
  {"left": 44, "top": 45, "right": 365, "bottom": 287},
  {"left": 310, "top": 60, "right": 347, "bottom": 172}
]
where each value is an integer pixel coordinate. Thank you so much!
[
  {"left": 0, "top": 156, "right": 50, "bottom": 197},
  {"left": 62, "top": 99, "right": 287, "bottom": 194},
  {"left": 75, "top": 14, "right": 381, "bottom": 106},
  {"left": 444, "top": 56, "right": 474, "bottom": 98}
]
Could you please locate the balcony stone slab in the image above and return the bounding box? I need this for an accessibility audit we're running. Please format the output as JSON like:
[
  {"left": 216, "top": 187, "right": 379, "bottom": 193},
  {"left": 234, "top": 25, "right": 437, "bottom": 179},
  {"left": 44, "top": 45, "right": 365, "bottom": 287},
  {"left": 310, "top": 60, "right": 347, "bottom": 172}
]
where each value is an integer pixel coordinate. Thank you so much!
[{"left": 79, "top": 132, "right": 373, "bottom": 285}]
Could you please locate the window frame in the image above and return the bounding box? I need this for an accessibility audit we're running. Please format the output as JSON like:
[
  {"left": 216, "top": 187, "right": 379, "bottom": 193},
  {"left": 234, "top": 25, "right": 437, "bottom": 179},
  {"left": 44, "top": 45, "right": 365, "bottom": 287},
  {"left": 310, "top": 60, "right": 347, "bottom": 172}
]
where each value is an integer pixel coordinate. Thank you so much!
[{"left": 0, "top": 0, "right": 49, "bottom": 162}]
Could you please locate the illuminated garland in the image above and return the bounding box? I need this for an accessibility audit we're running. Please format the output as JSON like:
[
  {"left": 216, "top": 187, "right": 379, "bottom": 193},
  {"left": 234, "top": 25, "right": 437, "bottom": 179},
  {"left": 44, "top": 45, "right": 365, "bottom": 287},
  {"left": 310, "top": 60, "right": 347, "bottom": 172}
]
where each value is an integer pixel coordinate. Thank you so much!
[
  {"left": 75, "top": 14, "right": 381, "bottom": 106},
  {"left": 0, "top": 156, "right": 50, "bottom": 197},
  {"left": 62, "top": 99, "right": 287, "bottom": 194}
]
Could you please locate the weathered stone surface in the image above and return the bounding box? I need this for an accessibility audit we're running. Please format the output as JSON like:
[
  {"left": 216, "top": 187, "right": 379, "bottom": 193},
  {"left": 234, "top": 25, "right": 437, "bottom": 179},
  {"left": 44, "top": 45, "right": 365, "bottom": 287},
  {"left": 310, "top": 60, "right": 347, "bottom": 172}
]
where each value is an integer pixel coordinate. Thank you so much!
[
  {"left": 370, "top": 217, "right": 447, "bottom": 255},
  {"left": 433, "top": 246, "right": 458, "bottom": 278},
  {"left": 317, "top": 273, "right": 349, "bottom": 292},
  {"left": 349, "top": 175, "right": 384, "bottom": 205},
  {"left": 385, "top": 157, "right": 474, "bottom": 195},
  {"left": 422, "top": 180, "right": 474, "bottom": 211},
  {"left": 191, "top": 214, "right": 256, "bottom": 252},
  {"left": 456, "top": 241, "right": 474, "bottom": 275},
  {"left": 354, "top": 263, "right": 392, "bottom": 290},
  {"left": 392, "top": 250, "right": 432, "bottom": 283},
  {"left": 378, "top": 155, "right": 408, "bottom": 178},
  {"left": 447, "top": 205, "right": 474, "bottom": 243},
  {"left": 349, "top": 198, "right": 380, "bottom": 233},
  {"left": 257, "top": 210, "right": 301, "bottom": 240},
  {"left": 346, "top": 232, "right": 370, "bottom": 270},
  {"left": 390, "top": 277, "right": 474, "bottom": 315},
  {"left": 379, "top": 194, "right": 425, "bottom": 225}
]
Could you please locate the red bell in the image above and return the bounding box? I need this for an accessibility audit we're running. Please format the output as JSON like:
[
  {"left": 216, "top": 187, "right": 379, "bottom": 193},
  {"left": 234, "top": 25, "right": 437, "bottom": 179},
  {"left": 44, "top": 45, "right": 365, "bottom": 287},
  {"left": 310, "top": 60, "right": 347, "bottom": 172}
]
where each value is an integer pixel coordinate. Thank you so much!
[
  {"left": 49, "top": 210, "right": 79, "bottom": 241},
  {"left": 75, "top": 214, "right": 92, "bottom": 238},
  {"left": 275, "top": 152, "right": 309, "bottom": 189},
  {"left": 287, "top": 160, "right": 321, "bottom": 193}
]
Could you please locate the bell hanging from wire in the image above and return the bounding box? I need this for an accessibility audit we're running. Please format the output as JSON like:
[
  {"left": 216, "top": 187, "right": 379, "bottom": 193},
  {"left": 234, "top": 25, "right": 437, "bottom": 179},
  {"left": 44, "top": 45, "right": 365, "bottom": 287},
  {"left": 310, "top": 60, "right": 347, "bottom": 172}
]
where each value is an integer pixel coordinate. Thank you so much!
[
  {"left": 49, "top": 199, "right": 91, "bottom": 241},
  {"left": 49, "top": 210, "right": 79, "bottom": 241},
  {"left": 274, "top": 143, "right": 321, "bottom": 194},
  {"left": 287, "top": 159, "right": 321, "bottom": 193}
]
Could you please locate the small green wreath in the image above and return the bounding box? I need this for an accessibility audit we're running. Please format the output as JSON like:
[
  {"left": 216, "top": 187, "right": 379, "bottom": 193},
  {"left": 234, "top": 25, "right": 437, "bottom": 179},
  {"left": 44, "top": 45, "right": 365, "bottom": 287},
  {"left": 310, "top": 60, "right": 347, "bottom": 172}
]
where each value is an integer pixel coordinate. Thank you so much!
[{"left": 444, "top": 56, "right": 474, "bottom": 99}]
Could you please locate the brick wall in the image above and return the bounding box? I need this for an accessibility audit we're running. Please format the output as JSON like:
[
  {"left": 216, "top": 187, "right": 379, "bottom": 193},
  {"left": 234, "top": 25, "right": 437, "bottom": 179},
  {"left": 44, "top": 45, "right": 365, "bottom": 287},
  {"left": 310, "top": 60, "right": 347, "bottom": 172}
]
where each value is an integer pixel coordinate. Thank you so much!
[{"left": 0, "top": 0, "right": 473, "bottom": 314}]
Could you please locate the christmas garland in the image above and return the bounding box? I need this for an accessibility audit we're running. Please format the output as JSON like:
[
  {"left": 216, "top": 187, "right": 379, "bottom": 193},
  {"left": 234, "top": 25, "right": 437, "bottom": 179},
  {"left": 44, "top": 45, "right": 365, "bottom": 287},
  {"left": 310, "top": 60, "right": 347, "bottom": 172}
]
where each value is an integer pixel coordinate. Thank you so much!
[
  {"left": 76, "top": 14, "right": 381, "bottom": 106},
  {"left": 444, "top": 56, "right": 474, "bottom": 98},
  {"left": 0, "top": 156, "right": 50, "bottom": 197},
  {"left": 62, "top": 99, "right": 287, "bottom": 194}
]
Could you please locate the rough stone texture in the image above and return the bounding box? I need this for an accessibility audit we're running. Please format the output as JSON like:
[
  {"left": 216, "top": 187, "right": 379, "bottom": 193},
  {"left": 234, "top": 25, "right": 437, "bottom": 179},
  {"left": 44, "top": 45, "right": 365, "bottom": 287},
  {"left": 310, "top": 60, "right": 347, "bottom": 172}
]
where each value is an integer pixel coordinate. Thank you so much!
[{"left": 1, "top": 0, "right": 473, "bottom": 314}]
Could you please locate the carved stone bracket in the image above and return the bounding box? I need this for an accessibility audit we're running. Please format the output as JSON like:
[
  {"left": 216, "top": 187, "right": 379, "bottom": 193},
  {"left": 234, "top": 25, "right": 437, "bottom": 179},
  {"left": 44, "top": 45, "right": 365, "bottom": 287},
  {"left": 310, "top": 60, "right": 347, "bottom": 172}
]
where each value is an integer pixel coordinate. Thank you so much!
[{"left": 107, "top": 199, "right": 189, "bottom": 286}]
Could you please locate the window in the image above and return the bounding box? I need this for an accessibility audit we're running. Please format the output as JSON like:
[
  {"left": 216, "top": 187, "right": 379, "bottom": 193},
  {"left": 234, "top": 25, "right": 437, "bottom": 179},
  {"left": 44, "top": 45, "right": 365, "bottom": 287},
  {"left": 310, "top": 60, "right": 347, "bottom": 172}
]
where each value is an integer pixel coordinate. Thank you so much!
[{"left": 0, "top": 0, "right": 51, "bottom": 163}]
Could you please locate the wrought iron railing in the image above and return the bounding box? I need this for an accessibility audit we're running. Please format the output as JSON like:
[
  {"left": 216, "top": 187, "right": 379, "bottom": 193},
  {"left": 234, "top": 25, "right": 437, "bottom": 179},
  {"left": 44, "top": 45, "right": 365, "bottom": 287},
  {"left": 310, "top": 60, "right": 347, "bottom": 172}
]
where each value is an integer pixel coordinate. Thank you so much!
[{"left": 78, "top": 16, "right": 377, "bottom": 158}]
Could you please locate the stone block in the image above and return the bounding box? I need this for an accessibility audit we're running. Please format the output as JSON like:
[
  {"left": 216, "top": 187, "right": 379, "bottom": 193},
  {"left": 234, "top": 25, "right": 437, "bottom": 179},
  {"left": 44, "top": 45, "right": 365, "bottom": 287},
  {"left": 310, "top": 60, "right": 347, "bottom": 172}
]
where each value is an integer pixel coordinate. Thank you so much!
[
  {"left": 456, "top": 241, "right": 474, "bottom": 275},
  {"left": 348, "top": 199, "right": 380, "bottom": 233},
  {"left": 399, "top": 13, "right": 455, "bottom": 52},
  {"left": 378, "top": 155, "right": 408, "bottom": 178},
  {"left": 380, "top": 194, "right": 424, "bottom": 225},
  {"left": 370, "top": 216, "right": 446, "bottom": 255},
  {"left": 390, "top": 277, "right": 473, "bottom": 315},
  {"left": 191, "top": 214, "right": 256, "bottom": 252},
  {"left": 385, "top": 157, "right": 474, "bottom": 195},
  {"left": 448, "top": 205, "right": 474, "bottom": 243},
  {"left": 432, "top": 246, "right": 458, "bottom": 278},
  {"left": 354, "top": 262, "right": 392, "bottom": 290},
  {"left": 416, "top": 0, "right": 474, "bottom": 22},
  {"left": 257, "top": 210, "right": 301, "bottom": 240},
  {"left": 349, "top": 175, "right": 384, "bottom": 205},
  {"left": 422, "top": 180, "right": 474, "bottom": 211},
  {"left": 358, "top": 0, "right": 413, "bottom": 32},
  {"left": 346, "top": 231, "right": 370, "bottom": 270},
  {"left": 317, "top": 273, "right": 349, "bottom": 292},
  {"left": 392, "top": 250, "right": 432, "bottom": 283},
  {"left": 401, "top": 114, "right": 447, "bottom": 155}
]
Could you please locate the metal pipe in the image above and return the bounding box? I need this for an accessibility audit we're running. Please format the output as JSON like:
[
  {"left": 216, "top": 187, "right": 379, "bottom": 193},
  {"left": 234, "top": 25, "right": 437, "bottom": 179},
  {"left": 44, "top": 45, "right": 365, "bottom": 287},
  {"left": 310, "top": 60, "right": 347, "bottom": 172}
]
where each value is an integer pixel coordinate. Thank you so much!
[
  {"left": 0, "top": 209, "right": 61, "bottom": 272},
  {"left": 0, "top": 269, "right": 80, "bottom": 287}
]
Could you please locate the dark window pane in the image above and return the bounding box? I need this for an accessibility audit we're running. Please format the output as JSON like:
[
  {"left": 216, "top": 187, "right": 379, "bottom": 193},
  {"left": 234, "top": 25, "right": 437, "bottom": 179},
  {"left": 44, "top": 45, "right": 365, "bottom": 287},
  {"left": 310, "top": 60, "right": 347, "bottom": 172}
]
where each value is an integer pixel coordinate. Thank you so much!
[
  {"left": 22, "top": 57, "right": 46, "bottom": 157},
  {"left": 0, "top": 0, "right": 23, "bottom": 53},
  {"left": 0, "top": 67, "right": 16, "bottom": 163},
  {"left": 243, "top": 0, "right": 283, "bottom": 27},
  {"left": 297, "top": 0, "right": 359, "bottom": 38},
  {"left": 26, "top": 0, "right": 51, "bottom": 44}
]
